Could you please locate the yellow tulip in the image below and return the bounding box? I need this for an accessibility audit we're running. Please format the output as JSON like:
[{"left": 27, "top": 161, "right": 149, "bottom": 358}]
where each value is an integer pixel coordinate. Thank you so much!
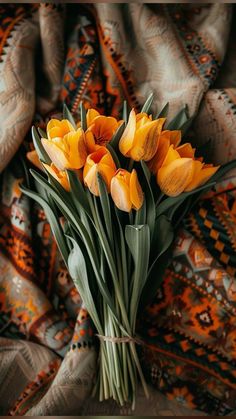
[
  {"left": 119, "top": 109, "right": 166, "bottom": 161},
  {"left": 85, "top": 108, "right": 119, "bottom": 152},
  {"left": 43, "top": 163, "right": 70, "bottom": 191},
  {"left": 111, "top": 169, "right": 143, "bottom": 212},
  {"left": 148, "top": 130, "right": 182, "bottom": 174},
  {"left": 157, "top": 144, "right": 219, "bottom": 197},
  {"left": 83, "top": 147, "right": 116, "bottom": 196},
  {"left": 42, "top": 118, "right": 87, "bottom": 171}
]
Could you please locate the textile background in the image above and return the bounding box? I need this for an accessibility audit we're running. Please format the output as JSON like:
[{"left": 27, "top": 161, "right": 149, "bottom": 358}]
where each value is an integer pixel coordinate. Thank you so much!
[{"left": 0, "top": 3, "right": 236, "bottom": 416}]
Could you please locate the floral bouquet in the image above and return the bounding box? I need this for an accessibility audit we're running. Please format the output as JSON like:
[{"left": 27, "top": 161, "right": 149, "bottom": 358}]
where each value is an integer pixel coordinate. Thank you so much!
[{"left": 21, "top": 94, "right": 235, "bottom": 409}]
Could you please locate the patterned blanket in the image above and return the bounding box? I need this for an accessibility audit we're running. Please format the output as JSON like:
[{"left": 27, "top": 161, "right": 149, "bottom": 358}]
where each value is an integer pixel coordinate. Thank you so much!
[{"left": 0, "top": 4, "right": 236, "bottom": 416}]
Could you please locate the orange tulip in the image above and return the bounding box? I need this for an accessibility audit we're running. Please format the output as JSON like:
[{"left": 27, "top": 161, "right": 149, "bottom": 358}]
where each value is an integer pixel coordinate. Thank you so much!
[
  {"left": 85, "top": 108, "right": 119, "bottom": 152},
  {"left": 43, "top": 163, "right": 70, "bottom": 191},
  {"left": 111, "top": 169, "right": 143, "bottom": 212},
  {"left": 83, "top": 147, "right": 116, "bottom": 196},
  {"left": 119, "top": 109, "right": 166, "bottom": 161},
  {"left": 157, "top": 144, "right": 219, "bottom": 197},
  {"left": 148, "top": 130, "right": 181, "bottom": 174},
  {"left": 27, "top": 150, "right": 42, "bottom": 170},
  {"left": 41, "top": 119, "right": 87, "bottom": 171}
]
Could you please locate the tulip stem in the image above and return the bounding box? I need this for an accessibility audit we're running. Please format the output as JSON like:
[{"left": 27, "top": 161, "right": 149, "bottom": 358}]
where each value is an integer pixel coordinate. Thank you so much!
[
  {"left": 128, "top": 158, "right": 134, "bottom": 172},
  {"left": 155, "top": 192, "right": 164, "bottom": 208}
]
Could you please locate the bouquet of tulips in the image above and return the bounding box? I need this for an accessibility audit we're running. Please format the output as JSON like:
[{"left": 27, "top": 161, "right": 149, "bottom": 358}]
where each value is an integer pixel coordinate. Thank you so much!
[{"left": 22, "top": 94, "right": 235, "bottom": 409}]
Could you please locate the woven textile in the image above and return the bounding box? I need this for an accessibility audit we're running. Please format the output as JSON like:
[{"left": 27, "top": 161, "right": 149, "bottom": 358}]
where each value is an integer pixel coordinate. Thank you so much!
[{"left": 0, "top": 4, "right": 236, "bottom": 416}]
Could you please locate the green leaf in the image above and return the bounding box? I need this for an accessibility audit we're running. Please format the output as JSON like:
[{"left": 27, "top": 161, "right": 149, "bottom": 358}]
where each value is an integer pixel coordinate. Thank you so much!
[
  {"left": 180, "top": 115, "right": 194, "bottom": 136},
  {"left": 155, "top": 102, "right": 169, "bottom": 119},
  {"left": 63, "top": 103, "right": 77, "bottom": 130},
  {"left": 114, "top": 209, "right": 129, "bottom": 307},
  {"left": 31, "top": 126, "right": 51, "bottom": 164},
  {"left": 20, "top": 184, "right": 69, "bottom": 266},
  {"left": 66, "top": 170, "right": 92, "bottom": 218},
  {"left": 106, "top": 144, "right": 121, "bottom": 168},
  {"left": 141, "top": 161, "right": 156, "bottom": 237},
  {"left": 156, "top": 182, "right": 216, "bottom": 217},
  {"left": 79, "top": 101, "right": 87, "bottom": 131},
  {"left": 150, "top": 215, "right": 174, "bottom": 264},
  {"left": 167, "top": 106, "right": 188, "bottom": 130},
  {"left": 125, "top": 224, "right": 150, "bottom": 331},
  {"left": 122, "top": 100, "right": 128, "bottom": 124},
  {"left": 139, "top": 246, "right": 172, "bottom": 311},
  {"left": 110, "top": 121, "right": 125, "bottom": 150},
  {"left": 135, "top": 197, "right": 146, "bottom": 225},
  {"left": 67, "top": 235, "right": 103, "bottom": 334},
  {"left": 38, "top": 127, "right": 47, "bottom": 139},
  {"left": 97, "top": 173, "right": 113, "bottom": 248},
  {"left": 30, "top": 169, "right": 119, "bottom": 323},
  {"left": 141, "top": 93, "right": 154, "bottom": 114}
]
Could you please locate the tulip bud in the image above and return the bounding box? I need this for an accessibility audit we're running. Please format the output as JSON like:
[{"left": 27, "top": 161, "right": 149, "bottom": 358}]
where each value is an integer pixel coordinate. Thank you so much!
[
  {"left": 83, "top": 147, "right": 116, "bottom": 196},
  {"left": 111, "top": 169, "right": 143, "bottom": 212}
]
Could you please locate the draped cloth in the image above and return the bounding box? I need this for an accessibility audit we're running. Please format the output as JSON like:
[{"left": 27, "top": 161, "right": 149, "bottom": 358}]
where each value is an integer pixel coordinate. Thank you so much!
[{"left": 0, "top": 3, "right": 236, "bottom": 415}]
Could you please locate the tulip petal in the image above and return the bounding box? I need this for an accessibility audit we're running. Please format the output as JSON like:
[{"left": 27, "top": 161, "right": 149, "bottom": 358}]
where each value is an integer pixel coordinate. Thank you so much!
[
  {"left": 158, "top": 158, "right": 194, "bottom": 196},
  {"left": 85, "top": 131, "right": 96, "bottom": 153},
  {"left": 136, "top": 113, "right": 152, "bottom": 129},
  {"left": 27, "top": 150, "right": 42, "bottom": 170},
  {"left": 111, "top": 175, "right": 132, "bottom": 212},
  {"left": 185, "top": 162, "right": 219, "bottom": 191},
  {"left": 130, "top": 169, "right": 143, "bottom": 210},
  {"left": 169, "top": 130, "right": 181, "bottom": 147},
  {"left": 83, "top": 163, "right": 99, "bottom": 196},
  {"left": 119, "top": 109, "right": 136, "bottom": 156},
  {"left": 98, "top": 163, "right": 116, "bottom": 192},
  {"left": 162, "top": 144, "right": 180, "bottom": 166},
  {"left": 63, "top": 130, "right": 87, "bottom": 169},
  {"left": 130, "top": 119, "right": 165, "bottom": 161},
  {"left": 148, "top": 132, "right": 170, "bottom": 174},
  {"left": 177, "top": 143, "right": 195, "bottom": 158},
  {"left": 89, "top": 116, "right": 118, "bottom": 146},
  {"left": 86, "top": 109, "right": 100, "bottom": 127},
  {"left": 41, "top": 138, "right": 70, "bottom": 171},
  {"left": 83, "top": 147, "right": 116, "bottom": 196},
  {"left": 43, "top": 163, "right": 70, "bottom": 191},
  {"left": 100, "top": 150, "right": 117, "bottom": 172},
  {"left": 47, "top": 119, "right": 75, "bottom": 139}
]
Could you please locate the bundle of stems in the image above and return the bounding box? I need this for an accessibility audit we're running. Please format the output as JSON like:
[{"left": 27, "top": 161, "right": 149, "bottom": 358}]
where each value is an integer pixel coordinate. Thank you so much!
[{"left": 21, "top": 95, "right": 236, "bottom": 408}]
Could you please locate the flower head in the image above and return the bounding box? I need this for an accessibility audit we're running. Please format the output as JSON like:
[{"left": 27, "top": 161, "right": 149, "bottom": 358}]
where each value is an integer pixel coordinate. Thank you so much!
[
  {"left": 85, "top": 108, "right": 119, "bottom": 152},
  {"left": 119, "top": 109, "right": 166, "bottom": 161},
  {"left": 41, "top": 119, "right": 87, "bottom": 171},
  {"left": 111, "top": 169, "right": 143, "bottom": 212},
  {"left": 83, "top": 147, "right": 116, "bottom": 196},
  {"left": 157, "top": 143, "right": 219, "bottom": 197}
]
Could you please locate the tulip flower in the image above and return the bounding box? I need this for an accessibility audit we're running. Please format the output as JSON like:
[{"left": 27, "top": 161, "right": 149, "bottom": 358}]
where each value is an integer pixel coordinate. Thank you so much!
[
  {"left": 119, "top": 109, "right": 166, "bottom": 161},
  {"left": 83, "top": 147, "right": 116, "bottom": 196},
  {"left": 43, "top": 163, "right": 70, "bottom": 191},
  {"left": 148, "top": 130, "right": 181, "bottom": 174},
  {"left": 157, "top": 144, "right": 219, "bottom": 197},
  {"left": 111, "top": 169, "right": 143, "bottom": 212},
  {"left": 41, "top": 119, "right": 87, "bottom": 171},
  {"left": 85, "top": 108, "right": 119, "bottom": 152}
]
